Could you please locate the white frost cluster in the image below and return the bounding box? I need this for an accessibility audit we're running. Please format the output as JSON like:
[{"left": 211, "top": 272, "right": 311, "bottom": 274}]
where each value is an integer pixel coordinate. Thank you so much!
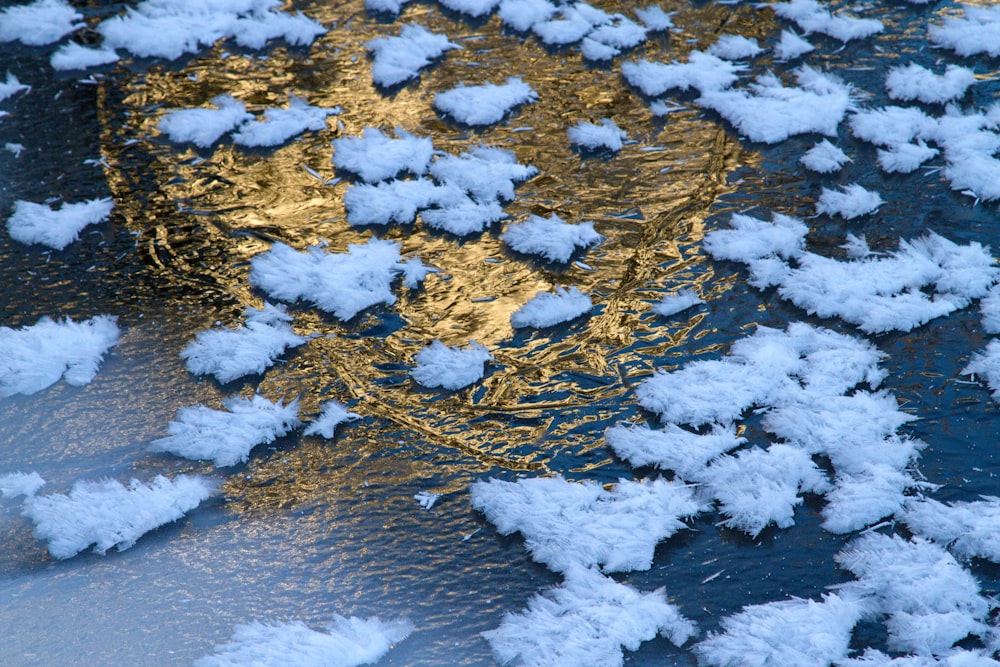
[
  {"left": 332, "top": 127, "right": 434, "bottom": 183},
  {"left": 158, "top": 95, "right": 253, "bottom": 148},
  {"left": 706, "top": 34, "right": 762, "bottom": 61},
  {"left": 471, "top": 476, "right": 708, "bottom": 572},
  {"left": 929, "top": 4, "right": 1000, "bottom": 58},
  {"left": 510, "top": 286, "right": 593, "bottom": 328},
  {"left": 180, "top": 303, "right": 307, "bottom": 384},
  {"left": 622, "top": 51, "right": 744, "bottom": 97},
  {"left": 6, "top": 197, "right": 114, "bottom": 250},
  {"left": 816, "top": 184, "right": 884, "bottom": 220},
  {"left": 567, "top": 118, "right": 626, "bottom": 153},
  {"left": 367, "top": 24, "right": 459, "bottom": 88},
  {"left": 650, "top": 289, "right": 704, "bottom": 318},
  {"left": 0, "top": 315, "right": 120, "bottom": 397},
  {"left": 501, "top": 213, "right": 602, "bottom": 263},
  {"left": 303, "top": 400, "right": 361, "bottom": 439},
  {"left": 151, "top": 395, "right": 301, "bottom": 467},
  {"left": 885, "top": 63, "right": 976, "bottom": 105},
  {"left": 50, "top": 43, "right": 120, "bottom": 71},
  {"left": 800, "top": 139, "right": 851, "bottom": 173},
  {"left": 0, "top": 72, "right": 29, "bottom": 102},
  {"left": 483, "top": 565, "right": 695, "bottom": 667},
  {"left": 962, "top": 339, "right": 1000, "bottom": 402},
  {"left": 195, "top": 616, "right": 413, "bottom": 667},
  {"left": 232, "top": 94, "right": 340, "bottom": 148},
  {"left": 433, "top": 77, "right": 537, "bottom": 126},
  {"left": 902, "top": 496, "right": 1000, "bottom": 564},
  {"left": 772, "top": 0, "right": 884, "bottom": 43},
  {"left": 0, "top": 0, "right": 81, "bottom": 46},
  {"left": 411, "top": 340, "right": 492, "bottom": 390},
  {"left": 774, "top": 29, "right": 814, "bottom": 61},
  {"left": 605, "top": 423, "right": 744, "bottom": 479}
]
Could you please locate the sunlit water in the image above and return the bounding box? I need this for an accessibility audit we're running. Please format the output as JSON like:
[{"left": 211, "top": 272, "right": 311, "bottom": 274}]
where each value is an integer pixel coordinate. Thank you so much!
[{"left": 1, "top": 0, "right": 1000, "bottom": 664}]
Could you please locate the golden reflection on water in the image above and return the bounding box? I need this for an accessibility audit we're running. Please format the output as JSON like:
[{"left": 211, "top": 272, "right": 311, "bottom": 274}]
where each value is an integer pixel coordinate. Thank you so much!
[{"left": 99, "top": 0, "right": 769, "bottom": 505}]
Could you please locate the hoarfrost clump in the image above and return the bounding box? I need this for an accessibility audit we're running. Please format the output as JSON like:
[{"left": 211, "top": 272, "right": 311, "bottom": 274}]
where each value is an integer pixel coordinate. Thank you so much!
[
  {"left": 604, "top": 423, "right": 744, "bottom": 479},
  {"left": 364, "top": 0, "right": 413, "bottom": 16},
  {"left": 510, "top": 286, "right": 593, "bottom": 328},
  {"left": 702, "top": 211, "right": 808, "bottom": 289},
  {"left": 50, "top": 43, "right": 120, "bottom": 71},
  {"left": 932, "top": 105, "right": 1000, "bottom": 202},
  {"left": 498, "top": 0, "right": 557, "bottom": 32},
  {"left": 774, "top": 29, "right": 814, "bottom": 60},
  {"left": 962, "top": 339, "right": 1000, "bottom": 401},
  {"left": 929, "top": 4, "right": 1000, "bottom": 58},
  {"left": 411, "top": 340, "right": 492, "bottom": 390},
  {"left": 567, "top": 118, "right": 626, "bottom": 152},
  {"left": 419, "top": 196, "right": 506, "bottom": 236},
  {"left": 482, "top": 565, "right": 696, "bottom": 666},
  {"left": 0, "top": 0, "right": 81, "bottom": 46},
  {"left": 621, "top": 51, "right": 744, "bottom": 97},
  {"left": 303, "top": 401, "right": 361, "bottom": 439},
  {"left": 6, "top": 197, "right": 114, "bottom": 250},
  {"left": 816, "top": 184, "right": 884, "bottom": 219},
  {"left": 800, "top": 139, "right": 851, "bottom": 173},
  {"left": 344, "top": 179, "right": 462, "bottom": 227},
  {"left": 151, "top": 395, "right": 301, "bottom": 467},
  {"left": 367, "top": 24, "right": 459, "bottom": 88},
  {"left": 501, "top": 213, "right": 602, "bottom": 263},
  {"left": 232, "top": 94, "right": 341, "bottom": 147},
  {"left": 532, "top": 3, "right": 608, "bottom": 46},
  {"left": 0, "top": 72, "right": 29, "bottom": 101},
  {"left": 772, "top": 0, "right": 884, "bottom": 43},
  {"left": 981, "top": 285, "right": 1000, "bottom": 333},
  {"left": 706, "top": 34, "right": 762, "bottom": 60},
  {"left": 158, "top": 95, "right": 253, "bottom": 148},
  {"left": 877, "top": 140, "right": 938, "bottom": 174},
  {"left": 195, "top": 616, "right": 413, "bottom": 667},
  {"left": 428, "top": 145, "right": 538, "bottom": 203},
  {"left": 886, "top": 63, "right": 976, "bottom": 104},
  {"left": 470, "top": 476, "right": 708, "bottom": 573},
  {"left": 332, "top": 127, "right": 434, "bottom": 183},
  {"left": 583, "top": 15, "right": 647, "bottom": 61},
  {"left": 651, "top": 289, "right": 704, "bottom": 317},
  {"left": 0, "top": 315, "right": 119, "bottom": 397},
  {"left": 0, "top": 471, "right": 46, "bottom": 499},
  {"left": 902, "top": 496, "right": 1000, "bottom": 564},
  {"left": 634, "top": 6, "right": 674, "bottom": 32},
  {"left": 180, "top": 303, "right": 307, "bottom": 383},
  {"left": 433, "top": 77, "right": 537, "bottom": 126},
  {"left": 438, "top": 0, "right": 502, "bottom": 18},
  {"left": 18, "top": 474, "right": 215, "bottom": 559}
]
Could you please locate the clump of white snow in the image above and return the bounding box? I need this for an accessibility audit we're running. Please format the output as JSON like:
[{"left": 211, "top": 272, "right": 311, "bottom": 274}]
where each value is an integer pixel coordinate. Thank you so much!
[
  {"left": 877, "top": 140, "right": 938, "bottom": 175},
  {"left": 622, "top": 51, "right": 744, "bottom": 97},
  {"left": 981, "top": 285, "right": 1000, "bottom": 333},
  {"left": 929, "top": 4, "right": 1000, "bottom": 58},
  {"left": 774, "top": 29, "right": 814, "bottom": 61},
  {"left": 411, "top": 340, "right": 492, "bottom": 390},
  {"left": 510, "top": 286, "right": 593, "bottom": 328},
  {"left": 364, "top": 0, "right": 413, "bottom": 16},
  {"left": 582, "top": 14, "right": 647, "bottom": 61},
  {"left": 0, "top": 0, "right": 81, "bottom": 46},
  {"left": 651, "top": 289, "right": 704, "bottom": 317},
  {"left": 816, "top": 184, "right": 884, "bottom": 219},
  {"left": 772, "top": 0, "right": 884, "bottom": 43},
  {"left": 0, "top": 315, "right": 120, "bottom": 397},
  {"left": 482, "top": 565, "right": 696, "bottom": 666},
  {"left": 433, "top": 77, "right": 537, "bottom": 126},
  {"left": 706, "top": 34, "right": 762, "bottom": 60},
  {"left": 414, "top": 491, "right": 439, "bottom": 510},
  {"left": 702, "top": 211, "right": 808, "bottom": 289},
  {"left": 303, "top": 400, "right": 361, "bottom": 439},
  {"left": 567, "top": 118, "right": 626, "bottom": 153},
  {"left": 438, "top": 0, "right": 501, "bottom": 18},
  {"left": 902, "top": 496, "right": 1000, "bottom": 564},
  {"left": 50, "top": 43, "right": 120, "bottom": 71},
  {"left": 367, "top": 24, "right": 459, "bottom": 88},
  {"left": 886, "top": 63, "right": 976, "bottom": 105},
  {"left": 429, "top": 145, "right": 538, "bottom": 203},
  {"left": 532, "top": 3, "right": 608, "bottom": 46},
  {"left": 501, "top": 214, "right": 602, "bottom": 263},
  {"left": 180, "top": 303, "right": 307, "bottom": 383},
  {"left": 634, "top": 6, "right": 673, "bottom": 32},
  {"left": 962, "top": 339, "right": 1000, "bottom": 402},
  {"left": 332, "top": 127, "right": 434, "bottom": 183},
  {"left": 158, "top": 95, "right": 253, "bottom": 148},
  {"left": 151, "top": 395, "right": 301, "bottom": 467},
  {"left": 18, "top": 474, "right": 215, "bottom": 559},
  {"left": 232, "top": 94, "right": 340, "bottom": 148},
  {"left": 0, "top": 471, "right": 46, "bottom": 499},
  {"left": 195, "top": 616, "right": 413, "bottom": 667},
  {"left": 0, "top": 72, "right": 29, "bottom": 102},
  {"left": 344, "top": 179, "right": 461, "bottom": 227},
  {"left": 498, "top": 0, "right": 556, "bottom": 32},
  {"left": 6, "top": 197, "right": 114, "bottom": 250},
  {"left": 605, "top": 423, "right": 744, "bottom": 479},
  {"left": 800, "top": 139, "right": 851, "bottom": 173}
]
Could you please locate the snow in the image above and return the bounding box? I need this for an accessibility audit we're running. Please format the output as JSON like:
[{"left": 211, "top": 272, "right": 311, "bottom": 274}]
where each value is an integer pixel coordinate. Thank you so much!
[
  {"left": 702, "top": 211, "right": 808, "bottom": 289},
  {"left": 433, "top": 77, "right": 537, "bottom": 126},
  {"left": 195, "top": 616, "right": 413, "bottom": 667},
  {"left": 17, "top": 474, "right": 215, "bottom": 559},
  {"left": 151, "top": 395, "right": 301, "bottom": 467},
  {"left": 694, "top": 593, "right": 866, "bottom": 667},
  {"left": 816, "top": 184, "right": 884, "bottom": 219},
  {"left": 0, "top": 0, "right": 81, "bottom": 46},
  {"left": 0, "top": 315, "right": 120, "bottom": 397},
  {"left": 411, "top": 340, "right": 492, "bottom": 390},
  {"left": 604, "top": 422, "right": 744, "bottom": 479},
  {"left": 232, "top": 94, "right": 340, "bottom": 148},
  {"left": 583, "top": 15, "right": 647, "bottom": 60},
  {"left": 420, "top": 195, "right": 506, "bottom": 236},
  {"left": 981, "top": 285, "right": 1000, "bottom": 333},
  {"left": 510, "top": 286, "right": 593, "bottom": 328},
  {"left": 902, "top": 496, "right": 1000, "bottom": 564},
  {"left": 471, "top": 476, "right": 708, "bottom": 573},
  {"left": 180, "top": 303, "right": 306, "bottom": 383},
  {"left": 249, "top": 238, "right": 410, "bottom": 321},
  {"left": 651, "top": 289, "right": 704, "bottom": 317},
  {"left": 0, "top": 471, "right": 46, "bottom": 499},
  {"left": 877, "top": 140, "right": 938, "bottom": 174},
  {"left": 932, "top": 105, "right": 1000, "bottom": 202},
  {"left": 706, "top": 35, "right": 762, "bottom": 61},
  {"left": 886, "top": 64, "right": 976, "bottom": 105},
  {"left": 772, "top": 0, "right": 883, "bottom": 43},
  {"left": 634, "top": 6, "right": 673, "bottom": 32},
  {"left": 498, "top": 0, "right": 556, "bottom": 32},
  {"left": 158, "top": 95, "right": 253, "bottom": 148},
  {"left": 849, "top": 105, "right": 937, "bottom": 148},
  {"left": 962, "top": 339, "right": 1000, "bottom": 401},
  {"left": 482, "top": 565, "right": 695, "bottom": 667},
  {"left": 567, "top": 118, "right": 626, "bottom": 152},
  {"left": 367, "top": 24, "right": 459, "bottom": 88},
  {"left": 800, "top": 139, "right": 851, "bottom": 173},
  {"left": 820, "top": 465, "right": 922, "bottom": 534},
  {"left": 333, "top": 127, "right": 434, "bottom": 184},
  {"left": 929, "top": 5, "right": 1000, "bottom": 58},
  {"left": 50, "top": 43, "right": 121, "bottom": 71},
  {"left": 428, "top": 145, "right": 538, "bottom": 203},
  {"left": 438, "top": 0, "right": 501, "bottom": 18},
  {"left": 345, "top": 179, "right": 461, "bottom": 227},
  {"left": 501, "top": 213, "right": 602, "bottom": 263},
  {"left": 621, "top": 51, "right": 744, "bottom": 97},
  {"left": 6, "top": 197, "right": 114, "bottom": 250},
  {"left": 364, "top": 0, "right": 412, "bottom": 16},
  {"left": 774, "top": 29, "right": 814, "bottom": 61},
  {"left": 532, "top": 4, "right": 606, "bottom": 46},
  {"left": 0, "top": 72, "right": 29, "bottom": 102},
  {"left": 303, "top": 400, "right": 361, "bottom": 439}
]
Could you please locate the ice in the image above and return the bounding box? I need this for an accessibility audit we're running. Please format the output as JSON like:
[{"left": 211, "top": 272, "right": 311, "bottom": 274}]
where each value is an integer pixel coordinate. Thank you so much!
[
  {"left": 158, "top": 94, "right": 253, "bottom": 148},
  {"left": 482, "top": 565, "right": 695, "bottom": 666},
  {"left": 980, "top": 285, "right": 1000, "bottom": 333},
  {"left": 411, "top": 340, "right": 492, "bottom": 390},
  {"left": 232, "top": 94, "right": 340, "bottom": 148},
  {"left": 420, "top": 195, "right": 506, "bottom": 236},
  {"left": 0, "top": 0, "right": 81, "bottom": 46},
  {"left": 364, "top": 0, "right": 412, "bottom": 16},
  {"left": 0, "top": 471, "right": 46, "bottom": 499},
  {"left": 367, "top": 24, "right": 459, "bottom": 88},
  {"left": 772, "top": 0, "right": 883, "bottom": 43},
  {"left": 849, "top": 105, "right": 937, "bottom": 147},
  {"left": 428, "top": 145, "right": 538, "bottom": 203},
  {"left": 433, "top": 77, "right": 537, "bottom": 126},
  {"left": 902, "top": 496, "right": 1000, "bottom": 564},
  {"left": 414, "top": 491, "right": 439, "bottom": 510},
  {"left": 0, "top": 315, "right": 120, "bottom": 397},
  {"left": 800, "top": 139, "right": 851, "bottom": 173},
  {"left": 929, "top": 4, "right": 1000, "bottom": 58},
  {"left": 706, "top": 35, "right": 762, "bottom": 61},
  {"left": 6, "top": 197, "right": 114, "bottom": 250},
  {"left": 532, "top": 3, "right": 609, "bottom": 46},
  {"left": 604, "top": 422, "right": 745, "bottom": 479},
  {"left": 886, "top": 64, "right": 976, "bottom": 105},
  {"left": 821, "top": 465, "right": 925, "bottom": 534},
  {"left": 584, "top": 15, "right": 647, "bottom": 59},
  {"left": 962, "top": 339, "right": 1000, "bottom": 401},
  {"left": 151, "top": 394, "right": 301, "bottom": 467},
  {"left": 195, "top": 616, "right": 413, "bottom": 667},
  {"left": 698, "top": 67, "right": 854, "bottom": 144},
  {"left": 398, "top": 256, "right": 438, "bottom": 288},
  {"left": 877, "top": 140, "right": 938, "bottom": 175},
  {"left": 438, "top": 0, "right": 501, "bottom": 18},
  {"left": 303, "top": 400, "right": 361, "bottom": 439},
  {"left": 470, "top": 476, "right": 708, "bottom": 573},
  {"left": 501, "top": 213, "right": 602, "bottom": 263},
  {"left": 510, "top": 286, "right": 593, "bottom": 328},
  {"left": 651, "top": 289, "right": 704, "bottom": 317},
  {"left": 933, "top": 105, "right": 1000, "bottom": 202},
  {"left": 567, "top": 118, "right": 626, "bottom": 152},
  {"left": 180, "top": 303, "right": 307, "bottom": 383},
  {"left": 816, "top": 184, "right": 884, "bottom": 219},
  {"left": 694, "top": 593, "right": 866, "bottom": 667},
  {"left": 703, "top": 211, "right": 808, "bottom": 288},
  {"left": 774, "top": 29, "right": 814, "bottom": 61},
  {"left": 621, "top": 51, "right": 744, "bottom": 97},
  {"left": 498, "top": 0, "right": 556, "bottom": 32},
  {"left": 19, "top": 474, "right": 215, "bottom": 560},
  {"left": 836, "top": 533, "right": 993, "bottom": 656},
  {"left": 4, "top": 142, "right": 24, "bottom": 157},
  {"left": 0, "top": 72, "right": 29, "bottom": 102},
  {"left": 249, "top": 238, "right": 409, "bottom": 321},
  {"left": 333, "top": 127, "right": 434, "bottom": 184},
  {"left": 345, "top": 179, "right": 462, "bottom": 227},
  {"left": 50, "top": 43, "right": 121, "bottom": 71},
  {"left": 634, "top": 6, "right": 674, "bottom": 32}
]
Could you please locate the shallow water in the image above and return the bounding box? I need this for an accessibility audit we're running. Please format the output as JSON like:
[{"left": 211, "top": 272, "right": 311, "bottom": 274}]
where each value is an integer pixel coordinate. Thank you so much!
[{"left": 1, "top": 0, "right": 1000, "bottom": 664}]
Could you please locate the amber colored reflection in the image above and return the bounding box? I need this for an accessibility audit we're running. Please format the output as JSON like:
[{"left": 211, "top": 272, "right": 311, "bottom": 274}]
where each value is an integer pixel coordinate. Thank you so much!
[{"left": 98, "top": 0, "right": 772, "bottom": 506}]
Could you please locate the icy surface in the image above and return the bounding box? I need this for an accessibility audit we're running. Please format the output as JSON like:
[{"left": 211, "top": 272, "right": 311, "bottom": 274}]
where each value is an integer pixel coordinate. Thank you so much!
[
  {"left": 367, "top": 24, "right": 458, "bottom": 88},
  {"left": 567, "top": 118, "right": 626, "bottom": 152},
  {"left": 151, "top": 395, "right": 301, "bottom": 467},
  {"left": 303, "top": 401, "right": 361, "bottom": 439},
  {"left": 232, "top": 95, "right": 340, "bottom": 147},
  {"left": 332, "top": 127, "right": 434, "bottom": 183},
  {"left": 6, "top": 197, "right": 114, "bottom": 250},
  {"left": 195, "top": 616, "right": 413, "bottom": 667},
  {"left": 0, "top": 315, "right": 120, "bottom": 397},
  {"left": 510, "top": 286, "right": 593, "bottom": 328},
  {"left": 158, "top": 95, "right": 253, "bottom": 148},
  {"left": 501, "top": 213, "right": 602, "bottom": 263},
  {"left": 433, "top": 77, "right": 537, "bottom": 126},
  {"left": 0, "top": 0, "right": 81, "bottom": 46},
  {"left": 411, "top": 340, "right": 492, "bottom": 390}
]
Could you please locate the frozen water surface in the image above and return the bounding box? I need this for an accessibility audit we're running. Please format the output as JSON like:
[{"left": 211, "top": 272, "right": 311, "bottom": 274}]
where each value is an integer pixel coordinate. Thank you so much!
[{"left": 4, "top": 0, "right": 1000, "bottom": 665}]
